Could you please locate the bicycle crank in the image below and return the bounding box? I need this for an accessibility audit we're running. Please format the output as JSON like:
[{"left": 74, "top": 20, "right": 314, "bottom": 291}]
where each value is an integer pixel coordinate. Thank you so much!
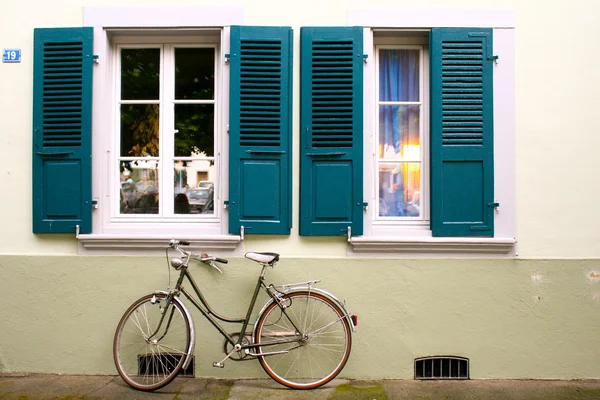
[{"left": 222, "top": 332, "right": 251, "bottom": 361}]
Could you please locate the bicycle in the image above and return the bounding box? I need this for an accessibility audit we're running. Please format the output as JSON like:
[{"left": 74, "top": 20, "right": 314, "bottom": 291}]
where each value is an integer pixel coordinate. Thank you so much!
[{"left": 113, "top": 239, "right": 357, "bottom": 391}]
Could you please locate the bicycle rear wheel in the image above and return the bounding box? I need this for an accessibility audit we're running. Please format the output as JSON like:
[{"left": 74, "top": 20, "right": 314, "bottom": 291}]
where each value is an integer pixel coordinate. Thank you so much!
[
  {"left": 113, "top": 293, "right": 190, "bottom": 391},
  {"left": 254, "top": 291, "right": 352, "bottom": 389}
]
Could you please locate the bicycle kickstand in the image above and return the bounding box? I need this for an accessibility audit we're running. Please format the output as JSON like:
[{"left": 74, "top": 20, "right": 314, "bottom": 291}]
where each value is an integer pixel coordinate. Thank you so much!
[{"left": 213, "top": 343, "right": 242, "bottom": 368}]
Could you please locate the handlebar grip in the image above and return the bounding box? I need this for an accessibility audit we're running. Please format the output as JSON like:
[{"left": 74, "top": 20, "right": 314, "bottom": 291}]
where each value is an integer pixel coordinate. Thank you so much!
[
  {"left": 215, "top": 257, "right": 228, "bottom": 264},
  {"left": 179, "top": 240, "right": 191, "bottom": 246}
]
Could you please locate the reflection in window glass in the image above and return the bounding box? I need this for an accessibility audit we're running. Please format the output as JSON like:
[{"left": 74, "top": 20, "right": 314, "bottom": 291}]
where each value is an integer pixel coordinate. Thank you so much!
[
  {"left": 377, "top": 47, "right": 422, "bottom": 218},
  {"left": 174, "top": 163, "right": 214, "bottom": 215},
  {"left": 120, "top": 104, "right": 160, "bottom": 157},
  {"left": 121, "top": 48, "right": 160, "bottom": 100},
  {"left": 119, "top": 161, "right": 160, "bottom": 214},
  {"left": 117, "top": 45, "right": 216, "bottom": 218},
  {"left": 379, "top": 163, "right": 420, "bottom": 217},
  {"left": 174, "top": 104, "right": 214, "bottom": 157},
  {"left": 175, "top": 48, "right": 215, "bottom": 100},
  {"left": 379, "top": 105, "right": 420, "bottom": 160}
]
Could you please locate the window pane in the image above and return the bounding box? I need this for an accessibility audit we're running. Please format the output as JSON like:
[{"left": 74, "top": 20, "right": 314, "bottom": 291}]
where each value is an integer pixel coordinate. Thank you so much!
[
  {"left": 174, "top": 104, "right": 214, "bottom": 157},
  {"left": 119, "top": 161, "right": 160, "bottom": 214},
  {"left": 379, "top": 163, "right": 421, "bottom": 217},
  {"left": 121, "top": 48, "right": 160, "bottom": 100},
  {"left": 174, "top": 163, "right": 215, "bottom": 215},
  {"left": 120, "top": 104, "right": 160, "bottom": 157},
  {"left": 379, "top": 105, "right": 420, "bottom": 160},
  {"left": 175, "top": 48, "right": 214, "bottom": 100},
  {"left": 379, "top": 49, "right": 419, "bottom": 102}
]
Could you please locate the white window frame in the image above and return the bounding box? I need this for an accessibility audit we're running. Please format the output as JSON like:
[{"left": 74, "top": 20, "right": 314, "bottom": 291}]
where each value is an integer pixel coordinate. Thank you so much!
[
  {"left": 373, "top": 41, "right": 430, "bottom": 227},
  {"left": 113, "top": 41, "right": 220, "bottom": 222},
  {"left": 348, "top": 9, "right": 517, "bottom": 256},
  {"left": 78, "top": 7, "right": 244, "bottom": 255}
]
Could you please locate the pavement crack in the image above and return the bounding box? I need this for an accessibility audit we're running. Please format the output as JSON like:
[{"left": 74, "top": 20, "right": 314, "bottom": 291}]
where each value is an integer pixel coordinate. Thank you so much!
[{"left": 85, "top": 376, "right": 122, "bottom": 397}]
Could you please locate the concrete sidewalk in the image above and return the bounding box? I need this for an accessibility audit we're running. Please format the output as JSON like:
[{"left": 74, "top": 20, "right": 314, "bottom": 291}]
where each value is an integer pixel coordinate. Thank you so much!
[{"left": 1, "top": 375, "right": 600, "bottom": 400}]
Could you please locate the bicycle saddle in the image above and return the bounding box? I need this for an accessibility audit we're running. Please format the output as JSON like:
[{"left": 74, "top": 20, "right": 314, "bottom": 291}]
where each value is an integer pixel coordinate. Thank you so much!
[{"left": 245, "top": 252, "right": 279, "bottom": 265}]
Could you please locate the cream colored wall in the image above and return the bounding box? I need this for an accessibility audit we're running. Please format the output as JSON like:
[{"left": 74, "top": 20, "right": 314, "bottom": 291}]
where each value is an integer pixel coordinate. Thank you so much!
[{"left": 0, "top": 0, "right": 599, "bottom": 257}]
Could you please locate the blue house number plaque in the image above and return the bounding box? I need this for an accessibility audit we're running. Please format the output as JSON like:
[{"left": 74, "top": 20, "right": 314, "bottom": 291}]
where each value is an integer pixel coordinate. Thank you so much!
[{"left": 3, "top": 49, "right": 22, "bottom": 63}]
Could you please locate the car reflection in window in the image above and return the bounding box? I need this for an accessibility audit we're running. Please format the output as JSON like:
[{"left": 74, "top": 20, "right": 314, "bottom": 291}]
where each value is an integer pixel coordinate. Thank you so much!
[{"left": 187, "top": 188, "right": 212, "bottom": 214}]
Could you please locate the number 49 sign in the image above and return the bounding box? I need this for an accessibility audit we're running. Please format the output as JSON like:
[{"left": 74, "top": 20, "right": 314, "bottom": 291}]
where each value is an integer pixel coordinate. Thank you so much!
[{"left": 3, "top": 49, "right": 22, "bottom": 63}]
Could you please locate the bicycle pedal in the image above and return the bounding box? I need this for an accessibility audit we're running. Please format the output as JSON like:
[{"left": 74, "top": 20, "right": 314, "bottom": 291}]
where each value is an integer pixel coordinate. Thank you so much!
[{"left": 212, "top": 361, "right": 225, "bottom": 368}]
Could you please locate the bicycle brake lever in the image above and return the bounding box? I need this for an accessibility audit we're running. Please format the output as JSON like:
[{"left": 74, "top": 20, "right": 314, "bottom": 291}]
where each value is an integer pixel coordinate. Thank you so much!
[{"left": 209, "top": 261, "right": 223, "bottom": 274}]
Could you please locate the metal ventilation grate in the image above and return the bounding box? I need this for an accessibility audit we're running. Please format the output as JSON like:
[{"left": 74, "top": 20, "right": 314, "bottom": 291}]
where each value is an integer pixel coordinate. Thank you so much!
[
  {"left": 138, "top": 354, "right": 195, "bottom": 377},
  {"left": 415, "top": 356, "right": 469, "bottom": 380}
]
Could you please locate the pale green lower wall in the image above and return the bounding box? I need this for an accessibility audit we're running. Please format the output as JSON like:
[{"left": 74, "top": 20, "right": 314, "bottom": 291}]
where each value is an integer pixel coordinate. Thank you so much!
[{"left": 1, "top": 256, "right": 599, "bottom": 379}]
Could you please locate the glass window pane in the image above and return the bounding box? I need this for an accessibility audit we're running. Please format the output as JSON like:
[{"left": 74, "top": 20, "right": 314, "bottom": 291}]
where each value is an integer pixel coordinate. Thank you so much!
[
  {"left": 119, "top": 161, "right": 160, "bottom": 214},
  {"left": 120, "top": 104, "right": 160, "bottom": 157},
  {"left": 175, "top": 48, "right": 215, "bottom": 100},
  {"left": 174, "top": 104, "right": 214, "bottom": 157},
  {"left": 379, "top": 105, "right": 420, "bottom": 160},
  {"left": 378, "top": 163, "right": 421, "bottom": 217},
  {"left": 379, "top": 49, "right": 419, "bottom": 102},
  {"left": 174, "top": 163, "right": 215, "bottom": 215},
  {"left": 121, "top": 48, "right": 160, "bottom": 100}
]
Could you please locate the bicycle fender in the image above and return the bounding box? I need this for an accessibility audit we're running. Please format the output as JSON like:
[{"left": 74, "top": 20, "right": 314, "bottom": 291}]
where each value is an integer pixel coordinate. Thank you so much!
[
  {"left": 253, "top": 287, "right": 356, "bottom": 342},
  {"left": 154, "top": 290, "right": 196, "bottom": 370}
]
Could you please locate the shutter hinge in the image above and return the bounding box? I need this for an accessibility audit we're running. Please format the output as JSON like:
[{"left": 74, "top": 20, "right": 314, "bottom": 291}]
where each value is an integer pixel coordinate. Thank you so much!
[
  {"left": 92, "top": 200, "right": 98, "bottom": 210},
  {"left": 360, "top": 201, "right": 368, "bottom": 211},
  {"left": 93, "top": 54, "right": 99, "bottom": 64},
  {"left": 362, "top": 54, "right": 368, "bottom": 63},
  {"left": 488, "top": 55, "right": 499, "bottom": 64},
  {"left": 488, "top": 202, "right": 500, "bottom": 208},
  {"left": 224, "top": 200, "right": 229, "bottom": 208},
  {"left": 224, "top": 53, "right": 230, "bottom": 64}
]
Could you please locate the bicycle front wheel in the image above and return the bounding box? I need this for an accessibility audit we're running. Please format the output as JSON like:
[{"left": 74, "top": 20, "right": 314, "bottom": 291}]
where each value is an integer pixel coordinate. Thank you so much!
[
  {"left": 255, "top": 291, "right": 352, "bottom": 389},
  {"left": 113, "top": 293, "right": 191, "bottom": 391}
]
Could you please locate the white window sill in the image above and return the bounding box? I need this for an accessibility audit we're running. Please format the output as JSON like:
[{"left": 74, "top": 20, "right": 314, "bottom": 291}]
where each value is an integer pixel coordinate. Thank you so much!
[
  {"left": 77, "top": 234, "right": 242, "bottom": 255},
  {"left": 348, "top": 236, "right": 516, "bottom": 257}
]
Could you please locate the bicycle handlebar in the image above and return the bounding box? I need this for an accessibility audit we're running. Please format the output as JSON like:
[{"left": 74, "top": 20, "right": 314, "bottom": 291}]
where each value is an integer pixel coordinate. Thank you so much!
[{"left": 169, "top": 239, "right": 229, "bottom": 265}]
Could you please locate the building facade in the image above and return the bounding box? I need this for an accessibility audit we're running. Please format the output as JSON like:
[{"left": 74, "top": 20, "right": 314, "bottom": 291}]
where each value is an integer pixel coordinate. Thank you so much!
[{"left": 1, "top": 0, "right": 599, "bottom": 380}]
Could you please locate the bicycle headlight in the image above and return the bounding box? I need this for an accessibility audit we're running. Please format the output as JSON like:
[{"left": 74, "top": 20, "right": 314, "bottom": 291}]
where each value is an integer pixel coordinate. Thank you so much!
[{"left": 170, "top": 257, "right": 184, "bottom": 270}]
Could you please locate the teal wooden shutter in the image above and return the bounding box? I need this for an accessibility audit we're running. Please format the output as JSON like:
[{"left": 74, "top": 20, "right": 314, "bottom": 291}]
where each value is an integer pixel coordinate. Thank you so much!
[
  {"left": 32, "top": 27, "right": 94, "bottom": 234},
  {"left": 299, "top": 27, "right": 364, "bottom": 236},
  {"left": 430, "top": 28, "right": 495, "bottom": 237},
  {"left": 229, "top": 26, "right": 292, "bottom": 235}
]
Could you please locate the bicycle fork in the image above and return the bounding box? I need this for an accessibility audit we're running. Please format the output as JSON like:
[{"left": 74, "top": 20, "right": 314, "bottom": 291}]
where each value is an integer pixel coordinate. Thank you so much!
[{"left": 153, "top": 290, "right": 196, "bottom": 371}]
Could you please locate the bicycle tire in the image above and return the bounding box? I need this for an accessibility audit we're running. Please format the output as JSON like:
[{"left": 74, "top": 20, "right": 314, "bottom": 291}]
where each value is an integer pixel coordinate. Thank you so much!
[
  {"left": 254, "top": 291, "right": 352, "bottom": 389},
  {"left": 113, "top": 293, "right": 191, "bottom": 391}
]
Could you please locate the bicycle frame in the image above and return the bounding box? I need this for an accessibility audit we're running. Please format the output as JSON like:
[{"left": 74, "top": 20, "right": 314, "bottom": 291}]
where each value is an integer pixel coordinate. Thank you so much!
[
  {"left": 151, "top": 257, "right": 313, "bottom": 370},
  {"left": 146, "top": 244, "right": 356, "bottom": 373}
]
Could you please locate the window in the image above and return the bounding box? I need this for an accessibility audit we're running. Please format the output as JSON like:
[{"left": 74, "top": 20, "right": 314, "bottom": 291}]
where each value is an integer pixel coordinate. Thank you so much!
[
  {"left": 32, "top": 8, "right": 294, "bottom": 252},
  {"left": 375, "top": 43, "right": 427, "bottom": 222},
  {"left": 308, "top": 10, "right": 516, "bottom": 254},
  {"left": 116, "top": 44, "right": 218, "bottom": 218}
]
